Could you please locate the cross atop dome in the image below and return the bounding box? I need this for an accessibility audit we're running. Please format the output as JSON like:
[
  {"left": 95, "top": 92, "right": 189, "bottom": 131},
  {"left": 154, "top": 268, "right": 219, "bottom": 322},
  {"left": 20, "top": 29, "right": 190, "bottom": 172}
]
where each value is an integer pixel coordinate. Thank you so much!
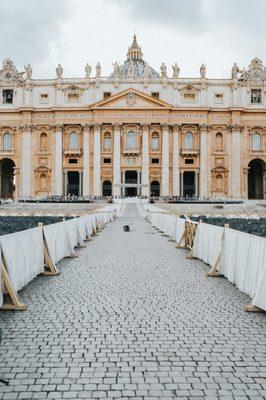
[{"left": 127, "top": 34, "right": 143, "bottom": 61}]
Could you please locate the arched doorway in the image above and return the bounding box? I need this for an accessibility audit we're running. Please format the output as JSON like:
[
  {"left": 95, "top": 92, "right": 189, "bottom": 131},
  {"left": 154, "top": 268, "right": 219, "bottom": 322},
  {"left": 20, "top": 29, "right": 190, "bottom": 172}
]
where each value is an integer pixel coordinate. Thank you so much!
[
  {"left": 248, "top": 159, "right": 265, "bottom": 199},
  {"left": 150, "top": 180, "right": 160, "bottom": 196},
  {"left": 102, "top": 180, "right": 112, "bottom": 196},
  {"left": 0, "top": 158, "right": 15, "bottom": 199}
]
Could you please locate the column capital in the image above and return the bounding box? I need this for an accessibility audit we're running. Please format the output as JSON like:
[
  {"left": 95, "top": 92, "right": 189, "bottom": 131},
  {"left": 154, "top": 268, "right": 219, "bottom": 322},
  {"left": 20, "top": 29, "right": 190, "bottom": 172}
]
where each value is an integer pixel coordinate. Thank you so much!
[
  {"left": 112, "top": 123, "right": 121, "bottom": 130},
  {"left": 172, "top": 123, "right": 182, "bottom": 132},
  {"left": 82, "top": 123, "right": 92, "bottom": 131},
  {"left": 161, "top": 123, "right": 169, "bottom": 131},
  {"left": 140, "top": 123, "right": 149, "bottom": 130},
  {"left": 228, "top": 124, "right": 244, "bottom": 132},
  {"left": 53, "top": 124, "right": 63, "bottom": 131},
  {"left": 92, "top": 123, "right": 102, "bottom": 130},
  {"left": 20, "top": 124, "right": 34, "bottom": 131},
  {"left": 199, "top": 123, "right": 211, "bottom": 131}
]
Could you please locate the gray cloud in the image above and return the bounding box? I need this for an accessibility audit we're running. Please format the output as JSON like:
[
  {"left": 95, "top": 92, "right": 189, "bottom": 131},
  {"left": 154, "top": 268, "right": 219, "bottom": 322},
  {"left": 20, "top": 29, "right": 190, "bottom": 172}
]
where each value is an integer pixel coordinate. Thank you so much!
[
  {"left": 112, "top": 0, "right": 206, "bottom": 33},
  {"left": 0, "top": 0, "right": 74, "bottom": 68}
]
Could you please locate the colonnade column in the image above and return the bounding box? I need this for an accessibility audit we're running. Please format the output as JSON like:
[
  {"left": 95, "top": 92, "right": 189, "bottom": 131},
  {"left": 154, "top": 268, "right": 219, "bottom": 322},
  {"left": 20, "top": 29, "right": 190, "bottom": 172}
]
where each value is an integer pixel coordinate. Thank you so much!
[
  {"left": 113, "top": 123, "right": 121, "bottom": 196},
  {"left": 122, "top": 171, "right": 125, "bottom": 197},
  {"left": 230, "top": 124, "right": 242, "bottom": 198},
  {"left": 79, "top": 172, "right": 83, "bottom": 196},
  {"left": 54, "top": 124, "right": 63, "bottom": 196},
  {"left": 199, "top": 124, "right": 209, "bottom": 197},
  {"left": 161, "top": 124, "right": 169, "bottom": 196},
  {"left": 141, "top": 123, "right": 149, "bottom": 197},
  {"left": 172, "top": 124, "right": 180, "bottom": 196},
  {"left": 63, "top": 172, "right": 68, "bottom": 196},
  {"left": 93, "top": 123, "right": 101, "bottom": 196},
  {"left": 82, "top": 124, "right": 91, "bottom": 197},
  {"left": 180, "top": 172, "right": 184, "bottom": 197},
  {"left": 137, "top": 171, "right": 141, "bottom": 196},
  {"left": 21, "top": 124, "right": 32, "bottom": 197}
]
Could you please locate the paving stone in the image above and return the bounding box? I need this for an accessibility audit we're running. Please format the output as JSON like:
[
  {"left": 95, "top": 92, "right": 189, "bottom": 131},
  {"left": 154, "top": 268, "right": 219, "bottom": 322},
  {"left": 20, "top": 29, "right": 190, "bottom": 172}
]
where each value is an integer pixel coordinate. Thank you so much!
[{"left": 0, "top": 204, "right": 265, "bottom": 399}]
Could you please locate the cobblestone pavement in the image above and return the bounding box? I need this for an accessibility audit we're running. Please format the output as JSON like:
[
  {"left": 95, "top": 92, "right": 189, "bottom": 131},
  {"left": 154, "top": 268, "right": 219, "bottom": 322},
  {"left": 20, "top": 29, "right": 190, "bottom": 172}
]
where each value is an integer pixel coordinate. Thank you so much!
[{"left": 0, "top": 204, "right": 265, "bottom": 400}]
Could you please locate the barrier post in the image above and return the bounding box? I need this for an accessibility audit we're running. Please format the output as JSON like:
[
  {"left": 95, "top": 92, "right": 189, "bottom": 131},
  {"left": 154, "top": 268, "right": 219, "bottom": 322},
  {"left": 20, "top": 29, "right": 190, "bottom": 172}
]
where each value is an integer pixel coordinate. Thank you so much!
[
  {"left": 207, "top": 223, "right": 229, "bottom": 277},
  {"left": 38, "top": 222, "right": 60, "bottom": 276},
  {"left": 1, "top": 257, "right": 27, "bottom": 311}
]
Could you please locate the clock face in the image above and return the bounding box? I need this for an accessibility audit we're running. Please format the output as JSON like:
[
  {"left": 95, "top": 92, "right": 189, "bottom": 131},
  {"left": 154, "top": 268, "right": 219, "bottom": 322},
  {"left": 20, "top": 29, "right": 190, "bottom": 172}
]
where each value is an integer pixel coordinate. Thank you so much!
[{"left": 250, "top": 69, "right": 263, "bottom": 81}]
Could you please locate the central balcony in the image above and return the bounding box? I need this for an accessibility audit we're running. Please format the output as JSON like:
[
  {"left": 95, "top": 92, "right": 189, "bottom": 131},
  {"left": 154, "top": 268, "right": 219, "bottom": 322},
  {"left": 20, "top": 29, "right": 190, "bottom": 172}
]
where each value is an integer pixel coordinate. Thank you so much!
[
  {"left": 122, "top": 148, "right": 140, "bottom": 156},
  {"left": 64, "top": 148, "right": 82, "bottom": 156},
  {"left": 180, "top": 148, "right": 199, "bottom": 156}
]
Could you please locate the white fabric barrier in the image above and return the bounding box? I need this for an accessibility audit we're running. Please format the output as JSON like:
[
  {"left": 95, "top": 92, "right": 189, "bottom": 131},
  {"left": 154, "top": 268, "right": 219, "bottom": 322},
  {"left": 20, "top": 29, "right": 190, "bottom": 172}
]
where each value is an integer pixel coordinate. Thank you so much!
[
  {"left": 147, "top": 211, "right": 186, "bottom": 245},
  {"left": 43, "top": 221, "right": 73, "bottom": 264},
  {"left": 0, "top": 251, "right": 3, "bottom": 307},
  {"left": 173, "top": 218, "right": 186, "bottom": 244},
  {"left": 218, "top": 228, "right": 266, "bottom": 310},
  {"left": 0, "top": 227, "right": 44, "bottom": 292},
  {"left": 192, "top": 222, "right": 224, "bottom": 267}
]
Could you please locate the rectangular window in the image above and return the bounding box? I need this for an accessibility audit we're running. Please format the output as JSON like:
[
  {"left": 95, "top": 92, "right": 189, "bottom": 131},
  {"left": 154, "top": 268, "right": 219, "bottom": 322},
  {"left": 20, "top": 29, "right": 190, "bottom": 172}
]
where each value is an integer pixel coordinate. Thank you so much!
[
  {"left": 183, "top": 93, "right": 195, "bottom": 103},
  {"left": 251, "top": 89, "right": 262, "bottom": 104},
  {"left": 103, "top": 157, "right": 111, "bottom": 164},
  {"left": 2, "top": 89, "right": 13, "bottom": 104},
  {"left": 151, "top": 92, "right": 159, "bottom": 99},
  {"left": 67, "top": 93, "right": 80, "bottom": 103},
  {"left": 151, "top": 158, "right": 160, "bottom": 164},
  {"left": 185, "top": 158, "right": 194, "bottom": 164},
  {"left": 103, "top": 92, "right": 111, "bottom": 99},
  {"left": 40, "top": 94, "right": 49, "bottom": 104},
  {"left": 69, "top": 158, "right": 78, "bottom": 164},
  {"left": 214, "top": 93, "right": 224, "bottom": 104}
]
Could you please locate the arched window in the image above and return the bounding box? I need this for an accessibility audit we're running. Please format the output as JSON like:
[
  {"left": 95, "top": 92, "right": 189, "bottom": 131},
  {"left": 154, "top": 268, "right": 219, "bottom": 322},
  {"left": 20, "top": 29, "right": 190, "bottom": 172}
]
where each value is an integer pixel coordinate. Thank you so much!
[
  {"left": 40, "top": 173, "right": 47, "bottom": 191},
  {"left": 103, "top": 132, "right": 112, "bottom": 151},
  {"left": 40, "top": 132, "right": 48, "bottom": 149},
  {"left": 69, "top": 132, "right": 78, "bottom": 150},
  {"left": 184, "top": 132, "right": 193, "bottom": 149},
  {"left": 151, "top": 132, "right": 159, "bottom": 151},
  {"left": 215, "top": 133, "right": 223, "bottom": 150},
  {"left": 150, "top": 180, "right": 160, "bottom": 197},
  {"left": 252, "top": 132, "right": 261, "bottom": 151},
  {"left": 102, "top": 180, "right": 112, "bottom": 196},
  {"left": 215, "top": 174, "right": 223, "bottom": 191},
  {"left": 3, "top": 132, "right": 12, "bottom": 150},
  {"left": 126, "top": 131, "right": 137, "bottom": 150}
]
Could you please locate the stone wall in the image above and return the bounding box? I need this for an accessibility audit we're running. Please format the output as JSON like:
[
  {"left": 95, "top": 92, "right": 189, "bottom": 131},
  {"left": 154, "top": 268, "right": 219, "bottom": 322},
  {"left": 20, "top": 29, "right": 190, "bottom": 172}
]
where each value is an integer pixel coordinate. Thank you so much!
[{"left": 0, "top": 216, "right": 72, "bottom": 236}]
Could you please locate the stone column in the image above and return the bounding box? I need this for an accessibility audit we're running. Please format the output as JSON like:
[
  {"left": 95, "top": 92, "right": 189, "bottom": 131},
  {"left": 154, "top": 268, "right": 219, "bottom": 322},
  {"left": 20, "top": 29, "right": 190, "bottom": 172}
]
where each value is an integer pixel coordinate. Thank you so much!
[
  {"left": 195, "top": 171, "right": 199, "bottom": 196},
  {"left": 230, "top": 125, "right": 242, "bottom": 198},
  {"left": 137, "top": 171, "right": 141, "bottom": 196},
  {"left": 180, "top": 172, "right": 184, "bottom": 197},
  {"left": 93, "top": 123, "right": 101, "bottom": 196},
  {"left": 54, "top": 124, "right": 63, "bottom": 196},
  {"left": 82, "top": 124, "right": 91, "bottom": 197},
  {"left": 21, "top": 124, "right": 32, "bottom": 197},
  {"left": 199, "top": 124, "right": 209, "bottom": 198},
  {"left": 172, "top": 124, "right": 181, "bottom": 196},
  {"left": 63, "top": 172, "right": 68, "bottom": 196},
  {"left": 122, "top": 171, "right": 125, "bottom": 197},
  {"left": 79, "top": 171, "right": 83, "bottom": 196},
  {"left": 141, "top": 124, "right": 149, "bottom": 197},
  {"left": 161, "top": 124, "right": 169, "bottom": 196},
  {"left": 113, "top": 124, "right": 121, "bottom": 196}
]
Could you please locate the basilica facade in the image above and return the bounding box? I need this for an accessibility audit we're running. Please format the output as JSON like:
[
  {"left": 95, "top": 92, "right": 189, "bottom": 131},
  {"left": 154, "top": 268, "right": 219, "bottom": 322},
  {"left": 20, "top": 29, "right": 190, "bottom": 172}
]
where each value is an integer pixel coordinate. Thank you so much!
[{"left": 0, "top": 35, "right": 265, "bottom": 199}]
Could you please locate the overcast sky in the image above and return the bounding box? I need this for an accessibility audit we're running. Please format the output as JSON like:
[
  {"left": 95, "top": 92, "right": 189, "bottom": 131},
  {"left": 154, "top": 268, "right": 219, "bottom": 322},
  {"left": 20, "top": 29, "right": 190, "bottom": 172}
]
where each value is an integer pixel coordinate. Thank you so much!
[{"left": 0, "top": 0, "right": 265, "bottom": 79}]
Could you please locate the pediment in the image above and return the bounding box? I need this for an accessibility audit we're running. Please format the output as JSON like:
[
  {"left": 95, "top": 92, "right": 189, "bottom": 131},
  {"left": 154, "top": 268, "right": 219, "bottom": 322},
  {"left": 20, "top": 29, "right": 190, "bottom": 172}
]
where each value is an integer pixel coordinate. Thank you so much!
[
  {"left": 62, "top": 85, "right": 85, "bottom": 92},
  {"left": 90, "top": 88, "right": 172, "bottom": 110},
  {"left": 179, "top": 84, "right": 200, "bottom": 93}
]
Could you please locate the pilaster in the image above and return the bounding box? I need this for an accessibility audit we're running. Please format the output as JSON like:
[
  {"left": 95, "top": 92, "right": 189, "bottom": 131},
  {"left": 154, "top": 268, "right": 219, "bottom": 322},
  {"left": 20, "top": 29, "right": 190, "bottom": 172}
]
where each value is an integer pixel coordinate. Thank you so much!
[
  {"left": 83, "top": 124, "right": 91, "bottom": 197},
  {"left": 113, "top": 123, "right": 121, "bottom": 196},
  {"left": 93, "top": 123, "right": 101, "bottom": 196},
  {"left": 172, "top": 124, "right": 181, "bottom": 196},
  {"left": 161, "top": 124, "right": 169, "bottom": 196},
  {"left": 53, "top": 124, "right": 63, "bottom": 196},
  {"left": 141, "top": 123, "right": 149, "bottom": 196},
  {"left": 21, "top": 124, "right": 32, "bottom": 197}
]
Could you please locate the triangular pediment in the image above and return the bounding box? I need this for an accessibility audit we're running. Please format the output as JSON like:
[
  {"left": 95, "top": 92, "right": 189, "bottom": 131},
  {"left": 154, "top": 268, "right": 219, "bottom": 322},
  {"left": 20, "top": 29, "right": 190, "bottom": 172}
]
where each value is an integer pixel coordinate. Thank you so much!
[{"left": 90, "top": 88, "right": 172, "bottom": 110}]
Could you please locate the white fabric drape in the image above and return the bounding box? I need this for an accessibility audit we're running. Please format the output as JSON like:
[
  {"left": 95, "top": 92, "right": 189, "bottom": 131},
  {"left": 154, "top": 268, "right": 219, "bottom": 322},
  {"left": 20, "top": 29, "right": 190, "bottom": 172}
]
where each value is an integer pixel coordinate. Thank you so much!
[
  {"left": 219, "top": 228, "right": 266, "bottom": 310},
  {"left": 0, "top": 227, "right": 44, "bottom": 292},
  {"left": 192, "top": 223, "right": 224, "bottom": 267},
  {"left": 173, "top": 218, "right": 186, "bottom": 244},
  {"left": 0, "top": 250, "right": 3, "bottom": 307},
  {"left": 43, "top": 221, "right": 73, "bottom": 264}
]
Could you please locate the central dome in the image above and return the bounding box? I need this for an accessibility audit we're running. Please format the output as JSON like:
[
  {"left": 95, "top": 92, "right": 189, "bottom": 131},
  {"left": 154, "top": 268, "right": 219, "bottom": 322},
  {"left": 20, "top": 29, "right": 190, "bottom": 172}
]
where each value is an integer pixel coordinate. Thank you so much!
[{"left": 110, "top": 35, "right": 160, "bottom": 80}]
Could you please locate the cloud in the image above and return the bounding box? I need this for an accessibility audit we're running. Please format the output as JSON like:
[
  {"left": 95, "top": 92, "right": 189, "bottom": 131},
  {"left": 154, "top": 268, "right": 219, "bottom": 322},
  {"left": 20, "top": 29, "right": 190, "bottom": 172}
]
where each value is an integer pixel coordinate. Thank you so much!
[
  {"left": 111, "top": 0, "right": 206, "bottom": 33},
  {"left": 0, "top": 0, "right": 74, "bottom": 68}
]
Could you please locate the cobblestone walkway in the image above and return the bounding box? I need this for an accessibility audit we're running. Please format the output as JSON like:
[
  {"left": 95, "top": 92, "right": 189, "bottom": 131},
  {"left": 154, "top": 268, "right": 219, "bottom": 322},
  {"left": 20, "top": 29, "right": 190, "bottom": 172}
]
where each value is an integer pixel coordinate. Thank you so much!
[{"left": 0, "top": 204, "right": 265, "bottom": 400}]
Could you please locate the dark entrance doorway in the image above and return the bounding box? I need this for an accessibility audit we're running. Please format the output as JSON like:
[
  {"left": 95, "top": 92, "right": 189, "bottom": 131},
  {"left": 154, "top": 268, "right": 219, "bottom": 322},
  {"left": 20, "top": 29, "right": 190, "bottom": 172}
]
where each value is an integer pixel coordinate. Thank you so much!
[
  {"left": 102, "top": 180, "right": 112, "bottom": 196},
  {"left": 0, "top": 158, "right": 15, "bottom": 199},
  {"left": 183, "top": 171, "right": 195, "bottom": 196},
  {"left": 67, "top": 171, "right": 79, "bottom": 196},
  {"left": 125, "top": 170, "right": 137, "bottom": 197},
  {"left": 248, "top": 159, "right": 265, "bottom": 199},
  {"left": 150, "top": 180, "right": 160, "bottom": 197}
]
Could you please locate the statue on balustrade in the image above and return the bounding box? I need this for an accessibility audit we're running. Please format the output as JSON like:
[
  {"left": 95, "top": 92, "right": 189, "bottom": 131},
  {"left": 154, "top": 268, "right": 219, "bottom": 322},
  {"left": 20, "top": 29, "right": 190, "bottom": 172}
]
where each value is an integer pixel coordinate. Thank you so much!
[
  {"left": 113, "top": 61, "right": 120, "bottom": 78},
  {"left": 85, "top": 63, "right": 91, "bottom": 78},
  {"left": 56, "top": 64, "right": 63, "bottom": 79},
  {"left": 160, "top": 62, "right": 167, "bottom": 78},
  {"left": 24, "top": 64, "right": 32, "bottom": 80},
  {"left": 231, "top": 63, "right": 240, "bottom": 79},
  {"left": 200, "top": 63, "right": 206, "bottom": 79},
  {"left": 172, "top": 63, "right": 180, "bottom": 79},
  {"left": 96, "top": 62, "right": 101, "bottom": 78}
]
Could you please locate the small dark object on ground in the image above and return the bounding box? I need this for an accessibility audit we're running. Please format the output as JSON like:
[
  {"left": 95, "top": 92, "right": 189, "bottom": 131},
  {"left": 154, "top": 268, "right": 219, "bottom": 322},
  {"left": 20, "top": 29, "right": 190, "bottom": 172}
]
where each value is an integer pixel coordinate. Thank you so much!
[{"left": 123, "top": 225, "right": 130, "bottom": 232}]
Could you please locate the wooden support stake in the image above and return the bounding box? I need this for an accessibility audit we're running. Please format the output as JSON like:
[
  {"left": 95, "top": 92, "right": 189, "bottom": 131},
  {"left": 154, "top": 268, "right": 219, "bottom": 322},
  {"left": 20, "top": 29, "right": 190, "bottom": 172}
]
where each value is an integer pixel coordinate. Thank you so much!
[
  {"left": 38, "top": 222, "right": 60, "bottom": 276},
  {"left": 1, "top": 261, "right": 27, "bottom": 311},
  {"left": 245, "top": 304, "right": 265, "bottom": 313}
]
